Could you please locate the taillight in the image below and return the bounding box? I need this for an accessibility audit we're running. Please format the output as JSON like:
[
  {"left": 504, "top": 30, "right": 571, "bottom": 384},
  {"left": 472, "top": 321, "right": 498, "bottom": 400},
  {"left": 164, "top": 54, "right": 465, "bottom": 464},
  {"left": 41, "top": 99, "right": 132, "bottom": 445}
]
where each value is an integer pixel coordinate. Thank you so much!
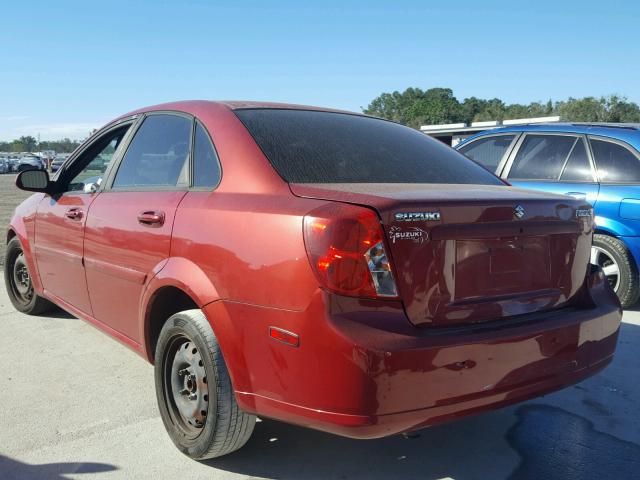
[{"left": 303, "top": 203, "right": 398, "bottom": 298}]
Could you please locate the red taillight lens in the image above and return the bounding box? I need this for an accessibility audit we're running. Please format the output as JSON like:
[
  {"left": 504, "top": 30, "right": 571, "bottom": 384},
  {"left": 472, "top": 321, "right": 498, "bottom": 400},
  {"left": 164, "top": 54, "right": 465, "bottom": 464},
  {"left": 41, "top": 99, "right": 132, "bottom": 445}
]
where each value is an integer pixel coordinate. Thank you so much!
[{"left": 303, "top": 203, "right": 398, "bottom": 298}]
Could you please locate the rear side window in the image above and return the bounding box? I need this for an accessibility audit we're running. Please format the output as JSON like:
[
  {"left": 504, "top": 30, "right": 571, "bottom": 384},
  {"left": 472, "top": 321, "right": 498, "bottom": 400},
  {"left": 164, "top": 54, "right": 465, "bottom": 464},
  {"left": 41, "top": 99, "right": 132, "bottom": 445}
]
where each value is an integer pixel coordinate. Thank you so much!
[
  {"left": 590, "top": 138, "right": 640, "bottom": 183},
  {"left": 560, "top": 138, "right": 592, "bottom": 182},
  {"left": 192, "top": 122, "right": 221, "bottom": 188},
  {"left": 234, "top": 109, "right": 503, "bottom": 185},
  {"left": 508, "top": 135, "right": 578, "bottom": 180},
  {"left": 113, "top": 114, "right": 191, "bottom": 188},
  {"left": 458, "top": 135, "right": 515, "bottom": 173}
]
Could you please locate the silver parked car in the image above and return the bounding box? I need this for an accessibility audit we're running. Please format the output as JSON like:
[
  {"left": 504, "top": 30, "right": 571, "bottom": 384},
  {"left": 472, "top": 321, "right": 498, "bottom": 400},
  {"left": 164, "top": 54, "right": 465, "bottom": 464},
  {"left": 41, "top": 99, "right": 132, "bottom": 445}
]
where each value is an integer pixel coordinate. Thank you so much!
[
  {"left": 7, "top": 157, "right": 19, "bottom": 172},
  {"left": 51, "top": 155, "right": 68, "bottom": 172},
  {"left": 16, "top": 156, "right": 46, "bottom": 172}
]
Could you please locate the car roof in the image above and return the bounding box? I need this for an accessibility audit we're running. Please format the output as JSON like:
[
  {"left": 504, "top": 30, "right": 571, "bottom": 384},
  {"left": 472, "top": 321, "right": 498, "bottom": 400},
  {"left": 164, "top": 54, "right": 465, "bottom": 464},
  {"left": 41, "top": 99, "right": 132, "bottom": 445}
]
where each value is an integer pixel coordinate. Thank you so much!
[
  {"left": 461, "top": 123, "right": 640, "bottom": 149},
  {"left": 102, "top": 100, "right": 382, "bottom": 141},
  {"left": 119, "top": 100, "right": 358, "bottom": 119}
]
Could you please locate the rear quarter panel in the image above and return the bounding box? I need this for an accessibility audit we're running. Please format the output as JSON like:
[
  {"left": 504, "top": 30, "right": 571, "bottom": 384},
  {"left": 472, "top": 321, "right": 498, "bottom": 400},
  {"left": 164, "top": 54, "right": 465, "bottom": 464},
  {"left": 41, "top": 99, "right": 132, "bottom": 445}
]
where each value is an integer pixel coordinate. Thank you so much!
[
  {"left": 170, "top": 191, "right": 320, "bottom": 310},
  {"left": 594, "top": 184, "right": 640, "bottom": 236}
]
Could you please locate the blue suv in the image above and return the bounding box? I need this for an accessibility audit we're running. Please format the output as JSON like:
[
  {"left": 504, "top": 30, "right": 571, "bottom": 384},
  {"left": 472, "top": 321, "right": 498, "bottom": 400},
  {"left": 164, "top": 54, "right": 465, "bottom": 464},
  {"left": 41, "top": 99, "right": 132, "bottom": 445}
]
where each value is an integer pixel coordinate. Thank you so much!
[{"left": 457, "top": 123, "right": 640, "bottom": 307}]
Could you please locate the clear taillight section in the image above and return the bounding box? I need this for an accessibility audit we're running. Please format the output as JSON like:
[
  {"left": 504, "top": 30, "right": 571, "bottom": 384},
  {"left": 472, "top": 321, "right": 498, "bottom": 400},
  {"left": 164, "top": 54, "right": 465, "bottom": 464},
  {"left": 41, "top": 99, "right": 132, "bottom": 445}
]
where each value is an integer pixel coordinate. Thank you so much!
[{"left": 303, "top": 203, "right": 398, "bottom": 298}]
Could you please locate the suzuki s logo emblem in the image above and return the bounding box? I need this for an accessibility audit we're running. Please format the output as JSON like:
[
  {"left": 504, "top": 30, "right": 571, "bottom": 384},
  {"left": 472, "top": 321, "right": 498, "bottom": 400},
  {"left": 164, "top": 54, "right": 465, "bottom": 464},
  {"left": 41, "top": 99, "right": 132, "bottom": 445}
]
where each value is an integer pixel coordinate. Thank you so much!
[{"left": 514, "top": 205, "right": 525, "bottom": 219}]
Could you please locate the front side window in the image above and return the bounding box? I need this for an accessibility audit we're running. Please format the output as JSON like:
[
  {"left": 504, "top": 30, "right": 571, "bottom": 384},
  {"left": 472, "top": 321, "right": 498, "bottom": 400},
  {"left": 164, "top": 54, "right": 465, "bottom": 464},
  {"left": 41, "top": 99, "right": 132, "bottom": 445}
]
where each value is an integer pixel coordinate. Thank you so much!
[
  {"left": 508, "top": 135, "right": 579, "bottom": 181},
  {"left": 458, "top": 135, "right": 515, "bottom": 173},
  {"left": 113, "top": 114, "right": 192, "bottom": 188},
  {"left": 590, "top": 138, "right": 640, "bottom": 183},
  {"left": 234, "top": 109, "right": 503, "bottom": 185},
  {"left": 66, "top": 126, "right": 129, "bottom": 193},
  {"left": 192, "top": 122, "right": 221, "bottom": 188}
]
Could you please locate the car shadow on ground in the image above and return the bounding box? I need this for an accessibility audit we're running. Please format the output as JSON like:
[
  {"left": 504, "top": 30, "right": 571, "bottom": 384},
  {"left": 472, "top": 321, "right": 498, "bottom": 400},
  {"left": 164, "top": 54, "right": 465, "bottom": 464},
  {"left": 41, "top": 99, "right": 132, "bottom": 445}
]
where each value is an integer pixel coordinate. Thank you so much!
[
  {"left": 0, "top": 455, "right": 117, "bottom": 480},
  {"left": 208, "top": 411, "right": 514, "bottom": 480},
  {"left": 206, "top": 403, "right": 640, "bottom": 480},
  {"left": 42, "top": 307, "right": 76, "bottom": 320}
]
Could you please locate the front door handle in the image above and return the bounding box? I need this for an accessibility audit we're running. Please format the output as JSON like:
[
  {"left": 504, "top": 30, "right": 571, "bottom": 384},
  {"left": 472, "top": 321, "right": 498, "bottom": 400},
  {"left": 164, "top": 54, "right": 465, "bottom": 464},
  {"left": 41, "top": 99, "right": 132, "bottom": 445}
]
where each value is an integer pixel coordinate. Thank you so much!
[
  {"left": 65, "top": 208, "right": 84, "bottom": 220},
  {"left": 138, "top": 210, "right": 165, "bottom": 227},
  {"left": 565, "top": 192, "right": 587, "bottom": 201}
]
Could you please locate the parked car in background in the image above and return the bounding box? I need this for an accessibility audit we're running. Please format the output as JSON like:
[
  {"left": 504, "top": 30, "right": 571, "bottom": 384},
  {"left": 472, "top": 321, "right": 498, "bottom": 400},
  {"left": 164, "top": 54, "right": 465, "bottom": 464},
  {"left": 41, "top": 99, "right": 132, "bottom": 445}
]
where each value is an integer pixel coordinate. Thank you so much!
[
  {"left": 457, "top": 123, "right": 640, "bottom": 307},
  {"left": 6, "top": 101, "right": 621, "bottom": 460},
  {"left": 16, "top": 156, "right": 46, "bottom": 172},
  {"left": 7, "top": 156, "right": 19, "bottom": 172},
  {"left": 51, "top": 155, "right": 68, "bottom": 172},
  {"left": 0, "top": 157, "right": 8, "bottom": 174}
]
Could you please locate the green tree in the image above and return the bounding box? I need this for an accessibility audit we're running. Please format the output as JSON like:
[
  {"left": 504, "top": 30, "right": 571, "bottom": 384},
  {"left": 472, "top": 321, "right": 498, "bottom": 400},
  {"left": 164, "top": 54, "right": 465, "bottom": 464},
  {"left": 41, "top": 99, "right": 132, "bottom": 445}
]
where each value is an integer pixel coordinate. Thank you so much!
[
  {"left": 407, "top": 88, "right": 464, "bottom": 127},
  {"left": 471, "top": 98, "right": 506, "bottom": 122},
  {"left": 365, "top": 89, "right": 640, "bottom": 128},
  {"left": 6, "top": 136, "right": 38, "bottom": 152},
  {"left": 364, "top": 87, "right": 463, "bottom": 129},
  {"left": 604, "top": 95, "right": 640, "bottom": 122},
  {"left": 556, "top": 97, "right": 606, "bottom": 122}
]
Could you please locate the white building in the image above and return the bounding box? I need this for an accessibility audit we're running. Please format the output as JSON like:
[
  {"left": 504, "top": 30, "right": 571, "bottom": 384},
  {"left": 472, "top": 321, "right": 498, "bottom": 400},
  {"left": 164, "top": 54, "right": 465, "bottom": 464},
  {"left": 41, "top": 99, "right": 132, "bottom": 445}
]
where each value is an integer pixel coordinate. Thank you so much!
[{"left": 420, "top": 116, "right": 561, "bottom": 146}]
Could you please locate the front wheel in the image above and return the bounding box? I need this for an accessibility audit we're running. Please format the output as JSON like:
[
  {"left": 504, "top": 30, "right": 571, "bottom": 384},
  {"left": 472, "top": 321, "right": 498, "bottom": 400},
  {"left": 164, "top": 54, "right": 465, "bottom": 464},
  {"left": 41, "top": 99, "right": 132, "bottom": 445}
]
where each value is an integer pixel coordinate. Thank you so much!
[
  {"left": 4, "top": 237, "right": 55, "bottom": 315},
  {"left": 591, "top": 234, "right": 640, "bottom": 308},
  {"left": 154, "top": 309, "right": 256, "bottom": 460}
]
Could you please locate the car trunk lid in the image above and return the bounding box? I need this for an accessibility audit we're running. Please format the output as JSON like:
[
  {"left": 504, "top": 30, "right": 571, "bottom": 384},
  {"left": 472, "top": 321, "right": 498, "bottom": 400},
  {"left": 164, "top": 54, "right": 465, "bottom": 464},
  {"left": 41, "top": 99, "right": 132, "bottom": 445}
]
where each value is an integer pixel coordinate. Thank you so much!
[{"left": 291, "top": 183, "right": 592, "bottom": 327}]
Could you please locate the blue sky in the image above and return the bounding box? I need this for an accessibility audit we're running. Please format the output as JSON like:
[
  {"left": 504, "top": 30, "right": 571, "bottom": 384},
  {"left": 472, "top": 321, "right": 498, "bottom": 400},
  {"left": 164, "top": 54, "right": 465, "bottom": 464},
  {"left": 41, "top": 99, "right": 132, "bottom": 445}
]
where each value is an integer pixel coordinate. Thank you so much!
[{"left": 1, "top": 0, "right": 638, "bottom": 140}]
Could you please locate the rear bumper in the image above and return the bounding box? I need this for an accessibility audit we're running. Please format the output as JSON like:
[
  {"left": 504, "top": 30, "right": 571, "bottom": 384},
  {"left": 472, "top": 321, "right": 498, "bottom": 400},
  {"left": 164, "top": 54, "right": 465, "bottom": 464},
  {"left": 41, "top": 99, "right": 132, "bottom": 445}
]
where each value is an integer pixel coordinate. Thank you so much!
[
  {"left": 208, "top": 267, "right": 622, "bottom": 439},
  {"left": 237, "top": 353, "right": 613, "bottom": 439}
]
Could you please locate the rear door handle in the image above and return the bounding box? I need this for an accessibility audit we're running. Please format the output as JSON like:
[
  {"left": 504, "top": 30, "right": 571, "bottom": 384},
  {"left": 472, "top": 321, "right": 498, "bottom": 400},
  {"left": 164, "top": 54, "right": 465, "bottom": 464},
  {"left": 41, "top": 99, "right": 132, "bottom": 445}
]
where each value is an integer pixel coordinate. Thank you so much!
[
  {"left": 565, "top": 192, "right": 587, "bottom": 201},
  {"left": 137, "top": 210, "right": 165, "bottom": 227},
  {"left": 65, "top": 208, "right": 84, "bottom": 220}
]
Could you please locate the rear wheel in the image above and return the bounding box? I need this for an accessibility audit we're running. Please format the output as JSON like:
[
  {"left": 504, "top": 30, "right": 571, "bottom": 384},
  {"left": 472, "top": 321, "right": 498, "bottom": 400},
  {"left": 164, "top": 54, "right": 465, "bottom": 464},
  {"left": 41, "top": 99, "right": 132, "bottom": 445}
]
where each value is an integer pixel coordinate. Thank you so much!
[
  {"left": 591, "top": 234, "right": 640, "bottom": 308},
  {"left": 154, "top": 309, "right": 255, "bottom": 460},
  {"left": 4, "top": 237, "right": 55, "bottom": 315}
]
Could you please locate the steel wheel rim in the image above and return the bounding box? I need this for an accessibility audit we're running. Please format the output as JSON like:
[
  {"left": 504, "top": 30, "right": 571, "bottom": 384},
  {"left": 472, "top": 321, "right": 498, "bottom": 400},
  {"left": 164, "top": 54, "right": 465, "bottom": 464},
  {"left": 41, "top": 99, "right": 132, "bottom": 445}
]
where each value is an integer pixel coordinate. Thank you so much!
[
  {"left": 591, "top": 246, "right": 621, "bottom": 291},
  {"left": 11, "top": 252, "right": 33, "bottom": 304},
  {"left": 163, "top": 335, "right": 209, "bottom": 438}
]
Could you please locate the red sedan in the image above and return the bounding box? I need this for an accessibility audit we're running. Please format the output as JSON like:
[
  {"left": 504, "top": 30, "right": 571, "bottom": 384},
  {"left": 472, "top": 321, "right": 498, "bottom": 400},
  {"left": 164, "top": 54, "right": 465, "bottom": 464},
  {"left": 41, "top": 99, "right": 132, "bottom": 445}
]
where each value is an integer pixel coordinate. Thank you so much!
[{"left": 5, "top": 101, "right": 622, "bottom": 459}]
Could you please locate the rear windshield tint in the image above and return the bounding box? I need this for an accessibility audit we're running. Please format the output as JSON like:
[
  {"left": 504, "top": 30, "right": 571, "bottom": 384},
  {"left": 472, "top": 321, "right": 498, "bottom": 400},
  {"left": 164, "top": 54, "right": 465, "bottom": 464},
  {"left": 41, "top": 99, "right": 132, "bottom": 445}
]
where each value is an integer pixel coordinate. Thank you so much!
[{"left": 234, "top": 109, "right": 504, "bottom": 185}]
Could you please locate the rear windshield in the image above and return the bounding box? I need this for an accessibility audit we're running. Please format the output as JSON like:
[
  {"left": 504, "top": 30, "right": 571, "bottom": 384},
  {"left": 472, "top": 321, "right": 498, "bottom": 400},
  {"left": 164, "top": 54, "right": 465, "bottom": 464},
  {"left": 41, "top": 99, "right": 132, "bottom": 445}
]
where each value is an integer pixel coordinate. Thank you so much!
[{"left": 234, "top": 109, "right": 504, "bottom": 185}]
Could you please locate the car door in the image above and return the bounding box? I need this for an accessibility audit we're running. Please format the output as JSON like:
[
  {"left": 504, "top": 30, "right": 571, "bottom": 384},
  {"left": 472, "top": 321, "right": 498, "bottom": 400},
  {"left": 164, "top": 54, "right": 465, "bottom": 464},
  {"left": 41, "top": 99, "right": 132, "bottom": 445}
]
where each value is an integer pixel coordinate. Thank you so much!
[
  {"left": 83, "top": 112, "right": 192, "bottom": 342},
  {"left": 503, "top": 133, "right": 600, "bottom": 204},
  {"left": 34, "top": 122, "right": 134, "bottom": 315},
  {"left": 457, "top": 133, "right": 519, "bottom": 174}
]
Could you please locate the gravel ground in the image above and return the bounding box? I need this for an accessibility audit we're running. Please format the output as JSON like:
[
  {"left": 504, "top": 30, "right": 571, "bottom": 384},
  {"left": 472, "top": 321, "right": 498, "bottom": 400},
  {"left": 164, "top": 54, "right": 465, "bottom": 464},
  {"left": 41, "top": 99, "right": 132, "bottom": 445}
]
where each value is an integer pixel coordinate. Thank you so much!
[{"left": 0, "top": 174, "right": 31, "bottom": 270}]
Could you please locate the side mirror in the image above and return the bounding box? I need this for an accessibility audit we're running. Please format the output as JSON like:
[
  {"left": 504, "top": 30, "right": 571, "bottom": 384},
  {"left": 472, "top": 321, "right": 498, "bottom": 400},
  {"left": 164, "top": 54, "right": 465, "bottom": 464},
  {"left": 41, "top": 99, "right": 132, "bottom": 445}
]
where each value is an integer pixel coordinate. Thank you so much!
[{"left": 16, "top": 169, "right": 52, "bottom": 193}]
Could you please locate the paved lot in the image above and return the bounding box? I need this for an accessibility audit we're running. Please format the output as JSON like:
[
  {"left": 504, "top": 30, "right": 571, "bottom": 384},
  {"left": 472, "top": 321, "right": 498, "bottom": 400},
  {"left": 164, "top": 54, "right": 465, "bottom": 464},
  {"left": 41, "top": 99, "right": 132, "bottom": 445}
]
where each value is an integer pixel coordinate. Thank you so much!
[
  {"left": 1, "top": 174, "right": 640, "bottom": 479},
  {"left": 0, "top": 280, "right": 638, "bottom": 480}
]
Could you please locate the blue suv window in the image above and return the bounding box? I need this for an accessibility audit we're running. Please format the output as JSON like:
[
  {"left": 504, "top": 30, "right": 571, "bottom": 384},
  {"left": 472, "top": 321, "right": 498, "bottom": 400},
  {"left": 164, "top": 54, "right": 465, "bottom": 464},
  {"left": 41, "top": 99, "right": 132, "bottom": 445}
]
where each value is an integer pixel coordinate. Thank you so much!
[
  {"left": 509, "top": 135, "right": 579, "bottom": 181},
  {"left": 458, "top": 134, "right": 515, "bottom": 173},
  {"left": 590, "top": 138, "right": 640, "bottom": 183},
  {"left": 560, "top": 138, "right": 592, "bottom": 182}
]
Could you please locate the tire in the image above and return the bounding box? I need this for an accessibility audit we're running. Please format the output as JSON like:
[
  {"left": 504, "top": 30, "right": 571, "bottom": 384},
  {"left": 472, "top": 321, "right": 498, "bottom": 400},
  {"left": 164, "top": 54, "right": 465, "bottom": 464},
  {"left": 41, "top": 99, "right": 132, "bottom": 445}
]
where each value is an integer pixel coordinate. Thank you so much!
[
  {"left": 592, "top": 234, "right": 640, "bottom": 308},
  {"left": 4, "top": 237, "right": 56, "bottom": 315},
  {"left": 154, "top": 309, "right": 255, "bottom": 460}
]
